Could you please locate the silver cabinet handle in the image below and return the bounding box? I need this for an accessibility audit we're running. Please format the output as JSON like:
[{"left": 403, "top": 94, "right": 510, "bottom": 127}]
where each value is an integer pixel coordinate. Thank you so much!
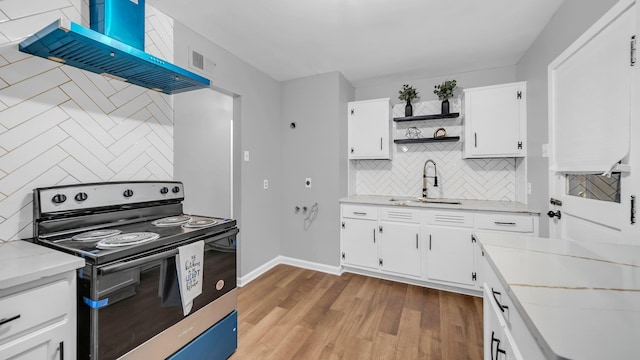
[
  {"left": 474, "top": 132, "right": 477, "bottom": 148},
  {"left": 353, "top": 212, "right": 367, "bottom": 216},
  {"left": 429, "top": 234, "right": 432, "bottom": 250},
  {"left": 373, "top": 229, "right": 376, "bottom": 243},
  {"left": 380, "top": 137, "right": 383, "bottom": 150},
  {"left": 494, "top": 222, "right": 516, "bottom": 226},
  {"left": 415, "top": 234, "right": 418, "bottom": 249}
]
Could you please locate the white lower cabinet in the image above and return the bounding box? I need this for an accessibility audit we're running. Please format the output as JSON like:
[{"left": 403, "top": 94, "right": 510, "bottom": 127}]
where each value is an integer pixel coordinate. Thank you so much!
[
  {"left": 340, "top": 203, "right": 538, "bottom": 294},
  {"left": 341, "top": 217, "right": 378, "bottom": 270},
  {"left": 0, "top": 272, "right": 77, "bottom": 360},
  {"left": 378, "top": 221, "right": 421, "bottom": 277},
  {"left": 425, "top": 226, "right": 476, "bottom": 286}
]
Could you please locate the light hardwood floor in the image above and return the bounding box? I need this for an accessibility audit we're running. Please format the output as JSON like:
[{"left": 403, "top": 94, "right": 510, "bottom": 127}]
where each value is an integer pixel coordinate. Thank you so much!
[{"left": 231, "top": 265, "right": 483, "bottom": 360}]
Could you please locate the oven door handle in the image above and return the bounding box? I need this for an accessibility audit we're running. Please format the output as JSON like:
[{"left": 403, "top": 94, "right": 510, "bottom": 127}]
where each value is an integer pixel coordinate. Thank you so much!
[
  {"left": 99, "top": 249, "right": 179, "bottom": 275},
  {"left": 97, "top": 230, "right": 237, "bottom": 275}
]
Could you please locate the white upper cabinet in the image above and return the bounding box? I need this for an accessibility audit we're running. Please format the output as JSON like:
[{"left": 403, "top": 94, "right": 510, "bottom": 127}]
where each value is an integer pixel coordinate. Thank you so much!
[
  {"left": 463, "top": 82, "right": 527, "bottom": 158},
  {"left": 348, "top": 98, "right": 392, "bottom": 160}
]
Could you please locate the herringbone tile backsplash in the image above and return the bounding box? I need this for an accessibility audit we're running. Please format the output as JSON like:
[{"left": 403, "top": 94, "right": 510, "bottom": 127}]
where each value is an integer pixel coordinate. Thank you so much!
[
  {"left": 353, "top": 99, "right": 516, "bottom": 200},
  {"left": 0, "top": 1, "right": 175, "bottom": 240}
]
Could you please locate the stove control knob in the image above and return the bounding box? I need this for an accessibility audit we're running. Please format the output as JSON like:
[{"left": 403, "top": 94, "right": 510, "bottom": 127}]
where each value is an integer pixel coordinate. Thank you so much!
[
  {"left": 75, "top": 192, "right": 88, "bottom": 202},
  {"left": 123, "top": 189, "right": 134, "bottom": 198},
  {"left": 172, "top": 186, "right": 181, "bottom": 194},
  {"left": 52, "top": 194, "right": 67, "bottom": 204},
  {"left": 160, "top": 187, "right": 169, "bottom": 194}
]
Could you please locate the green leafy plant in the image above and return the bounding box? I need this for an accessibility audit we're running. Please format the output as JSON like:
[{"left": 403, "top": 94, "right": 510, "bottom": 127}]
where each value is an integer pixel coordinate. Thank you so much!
[
  {"left": 398, "top": 84, "right": 419, "bottom": 102},
  {"left": 433, "top": 80, "right": 457, "bottom": 100}
]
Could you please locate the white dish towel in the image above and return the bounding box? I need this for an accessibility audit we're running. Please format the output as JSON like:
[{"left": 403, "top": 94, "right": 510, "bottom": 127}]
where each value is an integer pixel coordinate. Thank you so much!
[{"left": 176, "top": 240, "right": 205, "bottom": 315}]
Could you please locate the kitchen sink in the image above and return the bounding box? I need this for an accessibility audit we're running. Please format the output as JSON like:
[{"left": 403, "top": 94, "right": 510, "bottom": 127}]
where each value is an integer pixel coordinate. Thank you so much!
[{"left": 389, "top": 197, "right": 461, "bottom": 205}]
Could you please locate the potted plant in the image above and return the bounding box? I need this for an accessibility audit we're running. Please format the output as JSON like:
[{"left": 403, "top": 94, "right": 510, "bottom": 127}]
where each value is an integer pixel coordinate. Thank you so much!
[
  {"left": 398, "top": 84, "right": 419, "bottom": 117},
  {"left": 433, "top": 80, "right": 457, "bottom": 114}
]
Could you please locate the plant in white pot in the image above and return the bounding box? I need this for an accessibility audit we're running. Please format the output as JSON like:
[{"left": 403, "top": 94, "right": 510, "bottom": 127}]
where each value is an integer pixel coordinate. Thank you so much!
[
  {"left": 398, "top": 84, "right": 419, "bottom": 117},
  {"left": 433, "top": 80, "right": 457, "bottom": 114}
]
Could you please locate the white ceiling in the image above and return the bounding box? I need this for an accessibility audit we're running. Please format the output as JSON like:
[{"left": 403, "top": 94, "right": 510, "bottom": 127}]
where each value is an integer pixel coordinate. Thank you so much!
[{"left": 148, "top": 0, "right": 565, "bottom": 85}]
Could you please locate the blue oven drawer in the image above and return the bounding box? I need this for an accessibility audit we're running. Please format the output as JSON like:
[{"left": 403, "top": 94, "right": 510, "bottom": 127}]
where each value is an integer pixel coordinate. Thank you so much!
[{"left": 168, "top": 310, "right": 238, "bottom": 360}]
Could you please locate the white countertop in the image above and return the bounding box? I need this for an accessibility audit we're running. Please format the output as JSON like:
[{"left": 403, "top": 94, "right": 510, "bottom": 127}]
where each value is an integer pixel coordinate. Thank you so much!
[
  {"left": 477, "top": 232, "right": 640, "bottom": 360},
  {"left": 0, "top": 241, "right": 85, "bottom": 290},
  {"left": 340, "top": 195, "right": 540, "bottom": 214}
]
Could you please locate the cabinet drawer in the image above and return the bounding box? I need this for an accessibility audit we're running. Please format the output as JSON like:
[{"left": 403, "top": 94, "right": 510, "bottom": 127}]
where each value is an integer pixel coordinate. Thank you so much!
[
  {"left": 483, "top": 258, "right": 513, "bottom": 326},
  {"left": 341, "top": 205, "right": 378, "bottom": 220},
  {"left": 0, "top": 279, "right": 71, "bottom": 342},
  {"left": 423, "top": 210, "right": 474, "bottom": 228},
  {"left": 379, "top": 208, "right": 419, "bottom": 223},
  {"left": 476, "top": 213, "right": 533, "bottom": 233}
]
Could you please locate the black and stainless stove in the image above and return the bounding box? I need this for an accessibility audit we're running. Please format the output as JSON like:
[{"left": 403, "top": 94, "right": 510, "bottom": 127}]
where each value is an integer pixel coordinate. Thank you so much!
[{"left": 32, "top": 181, "right": 238, "bottom": 360}]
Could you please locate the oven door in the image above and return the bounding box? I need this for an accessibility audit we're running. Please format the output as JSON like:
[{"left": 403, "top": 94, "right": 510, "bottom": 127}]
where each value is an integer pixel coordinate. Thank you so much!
[{"left": 78, "top": 229, "right": 237, "bottom": 360}]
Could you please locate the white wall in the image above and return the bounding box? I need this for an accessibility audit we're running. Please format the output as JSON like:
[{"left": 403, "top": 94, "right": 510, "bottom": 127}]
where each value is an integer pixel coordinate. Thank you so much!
[
  {"left": 174, "top": 88, "right": 233, "bottom": 218},
  {"left": 279, "top": 72, "right": 353, "bottom": 267},
  {"left": 0, "top": 2, "right": 175, "bottom": 242},
  {"left": 173, "top": 22, "right": 283, "bottom": 278},
  {"left": 355, "top": 66, "right": 516, "bottom": 104},
  {"left": 516, "top": 0, "right": 619, "bottom": 237}
]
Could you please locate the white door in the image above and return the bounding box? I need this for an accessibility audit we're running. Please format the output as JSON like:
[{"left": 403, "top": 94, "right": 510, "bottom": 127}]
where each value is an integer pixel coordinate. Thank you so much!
[
  {"left": 341, "top": 218, "right": 378, "bottom": 269},
  {"left": 426, "top": 226, "right": 475, "bottom": 286},
  {"left": 466, "top": 83, "right": 525, "bottom": 158},
  {"left": 548, "top": 0, "right": 639, "bottom": 244},
  {"left": 378, "top": 222, "right": 421, "bottom": 277},
  {"left": 347, "top": 99, "right": 390, "bottom": 159}
]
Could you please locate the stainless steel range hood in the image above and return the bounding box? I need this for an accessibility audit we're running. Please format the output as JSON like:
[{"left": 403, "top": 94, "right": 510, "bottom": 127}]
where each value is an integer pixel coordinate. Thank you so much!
[{"left": 19, "top": 0, "right": 210, "bottom": 95}]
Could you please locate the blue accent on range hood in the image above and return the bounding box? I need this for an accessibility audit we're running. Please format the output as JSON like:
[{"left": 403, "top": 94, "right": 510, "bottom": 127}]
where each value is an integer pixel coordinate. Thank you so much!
[{"left": 18, "top": 2, "right": 209, "bottom": 95}]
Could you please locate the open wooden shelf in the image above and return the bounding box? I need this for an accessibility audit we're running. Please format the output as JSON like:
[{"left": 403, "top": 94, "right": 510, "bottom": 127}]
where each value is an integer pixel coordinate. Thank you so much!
[
  {"left": 394, "top": 136, "right": 460, "bottom": 144},
  {"left": 393, "top": 113, "right": 460, "bottom": 122}
]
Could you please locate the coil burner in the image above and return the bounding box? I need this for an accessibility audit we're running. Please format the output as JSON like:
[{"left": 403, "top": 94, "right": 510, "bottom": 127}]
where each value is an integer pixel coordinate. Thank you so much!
[
  {"left": 71, "top": 229, "right": 122, "bottom": 242},
  {"left": 96, "top": 232, "right": 160, "bottom": 249},
  {"left": 151, "top": 215, "right": 192, "bottom": 227},
  {"left": 183, "top": 219, "right": 219, "bottom": 228}
]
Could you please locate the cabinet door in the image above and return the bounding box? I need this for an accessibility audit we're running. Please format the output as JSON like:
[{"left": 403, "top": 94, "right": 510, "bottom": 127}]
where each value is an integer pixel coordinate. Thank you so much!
[
  {"left": 0, "top": 322, "right": 67, "bottom": 360},
  {"left": 341, "top": 218, "right": 378, "bottom": 269},
  {"left": 348, "top": 99, "right": 391, "bottom": 159},
  {"left": 378, "top": 222, "right": 421, "bottom": 277},
  {"left": 425, "top": 226, "right": 475, "bottom": 285},
  {"left": 464, "top": 82, "right": 526, "bottom": 158}
]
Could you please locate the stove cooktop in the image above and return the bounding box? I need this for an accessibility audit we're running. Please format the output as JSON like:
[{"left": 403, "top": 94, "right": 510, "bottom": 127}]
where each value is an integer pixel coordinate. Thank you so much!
[{"left": 37, "top": 215, "right": 237, "bottom": 265}]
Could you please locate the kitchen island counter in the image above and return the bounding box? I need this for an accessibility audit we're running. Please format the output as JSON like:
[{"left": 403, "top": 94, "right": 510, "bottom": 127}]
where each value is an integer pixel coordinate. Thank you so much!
[{"left": 478, "top": 233, "right": 640, "bottom": 360}]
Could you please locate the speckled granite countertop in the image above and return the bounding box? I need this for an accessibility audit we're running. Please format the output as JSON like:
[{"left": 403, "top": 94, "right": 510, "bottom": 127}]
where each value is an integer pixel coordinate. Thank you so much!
[
  {"left": 340, "top": 195, "right": 540, "bottom": 214},
  {"left": 0, "top": 240, "right": 84, "bottom": 290}
]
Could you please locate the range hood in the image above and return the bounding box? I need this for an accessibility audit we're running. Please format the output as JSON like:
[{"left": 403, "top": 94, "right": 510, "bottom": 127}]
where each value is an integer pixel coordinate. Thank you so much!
[{"left": 19, "top": 0, "right": 210, "bottom": 95}]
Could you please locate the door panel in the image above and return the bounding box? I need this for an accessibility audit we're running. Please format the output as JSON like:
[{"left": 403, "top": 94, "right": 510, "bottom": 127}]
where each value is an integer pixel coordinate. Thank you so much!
[{"left": 378, "top": 222, "right": 420, "bottom": 277}]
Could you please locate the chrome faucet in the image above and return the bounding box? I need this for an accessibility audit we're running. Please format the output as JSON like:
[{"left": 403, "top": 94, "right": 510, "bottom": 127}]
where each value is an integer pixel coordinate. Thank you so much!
[{"left": 422, "top": 159, "right": 438, "bottom": 198}]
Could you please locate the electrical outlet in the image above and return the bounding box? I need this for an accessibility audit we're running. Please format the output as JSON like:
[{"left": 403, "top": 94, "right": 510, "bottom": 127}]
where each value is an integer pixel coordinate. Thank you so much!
[
  {"left": 244, "top": 151, "right": 250, "bottom": 161},
  {"left": 305, "top": 178, "right": 312, "bottom": 188},
  {"left": 263, "top": 179, "right": 268, "bottom": 189}
]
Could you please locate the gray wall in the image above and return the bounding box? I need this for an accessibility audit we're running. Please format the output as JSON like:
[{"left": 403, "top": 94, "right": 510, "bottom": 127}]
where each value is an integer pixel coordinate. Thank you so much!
[
  {"left": 516, "top": 0, "right": 619, "bottom": 237},
  {"left": 280, "top": 72, "right": 354, "bottom": 266},
  {"left": 174, "top": 89, "right": 233, "bottom": 218},
  {"left": 355, "top": 66, "right": 516, "bottom": 103},
  {"left": 174, "top": 22, "right": 283, "bottom": 278}
]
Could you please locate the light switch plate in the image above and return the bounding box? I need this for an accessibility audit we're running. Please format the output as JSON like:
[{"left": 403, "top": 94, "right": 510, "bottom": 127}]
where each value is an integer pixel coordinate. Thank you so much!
[{"left": 263, "top": 179, "right": 268, "bottom": 189}]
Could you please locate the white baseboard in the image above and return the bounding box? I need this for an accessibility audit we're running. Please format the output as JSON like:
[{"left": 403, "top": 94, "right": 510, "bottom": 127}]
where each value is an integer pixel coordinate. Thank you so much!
[
  {"left": 236, "top": 256, "right": 280, "bottom": 287},
  {"left": 237, "top": 256, "right": 341, "bottom": 287},
  {"left": 278, "top": 256, "right": 341, "bottom": 276}
]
